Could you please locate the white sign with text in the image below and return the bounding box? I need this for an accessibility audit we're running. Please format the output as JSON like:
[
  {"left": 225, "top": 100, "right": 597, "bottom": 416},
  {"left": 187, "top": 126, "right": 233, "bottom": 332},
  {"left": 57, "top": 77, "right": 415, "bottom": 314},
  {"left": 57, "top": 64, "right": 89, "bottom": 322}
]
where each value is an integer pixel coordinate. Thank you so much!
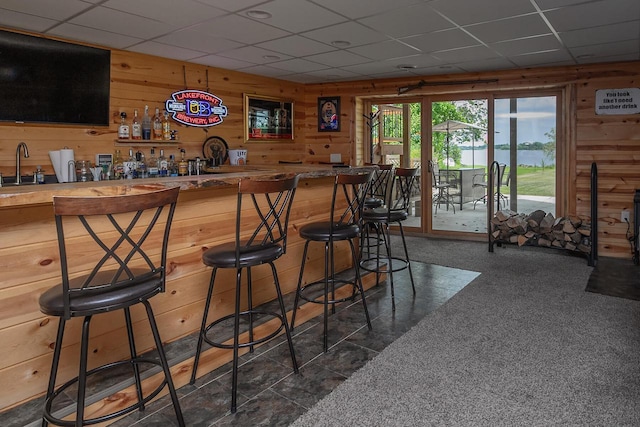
[{"left": 595, "top": 88, "right": 640, "bottom": 115}]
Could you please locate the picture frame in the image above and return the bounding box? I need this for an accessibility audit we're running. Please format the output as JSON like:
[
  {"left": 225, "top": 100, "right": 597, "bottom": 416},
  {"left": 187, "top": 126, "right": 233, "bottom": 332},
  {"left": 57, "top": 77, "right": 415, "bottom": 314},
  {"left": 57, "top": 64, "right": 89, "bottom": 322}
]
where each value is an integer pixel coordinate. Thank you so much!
[
  {"left": 244, "top": 94, "right": 294, "bottom": 142},
  {"left": 318, "top": 96, "right": 340, "bottom": 132}
]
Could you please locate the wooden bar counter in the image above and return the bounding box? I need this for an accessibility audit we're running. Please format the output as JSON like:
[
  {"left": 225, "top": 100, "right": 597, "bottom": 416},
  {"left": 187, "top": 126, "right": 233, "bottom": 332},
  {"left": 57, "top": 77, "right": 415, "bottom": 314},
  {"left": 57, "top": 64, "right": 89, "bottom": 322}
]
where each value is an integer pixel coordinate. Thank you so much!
[{"left": 0, "top": 163, "right": 374, "bottom": 412}]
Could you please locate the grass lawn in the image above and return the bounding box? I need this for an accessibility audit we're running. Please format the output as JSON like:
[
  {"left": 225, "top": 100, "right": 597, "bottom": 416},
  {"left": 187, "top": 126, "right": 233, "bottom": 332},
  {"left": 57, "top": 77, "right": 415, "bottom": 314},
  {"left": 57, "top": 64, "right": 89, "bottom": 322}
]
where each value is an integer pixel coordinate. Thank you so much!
[{"left": 460, "top": 164, "right": 556, "bottom": 197}]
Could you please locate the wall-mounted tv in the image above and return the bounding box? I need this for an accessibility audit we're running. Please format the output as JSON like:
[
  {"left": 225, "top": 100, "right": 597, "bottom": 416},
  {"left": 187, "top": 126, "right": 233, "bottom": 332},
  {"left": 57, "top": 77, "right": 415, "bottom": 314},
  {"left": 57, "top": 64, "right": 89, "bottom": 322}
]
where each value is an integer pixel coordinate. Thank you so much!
[{"left": 0, "top": 29, "right": 110, "bottom": 126}]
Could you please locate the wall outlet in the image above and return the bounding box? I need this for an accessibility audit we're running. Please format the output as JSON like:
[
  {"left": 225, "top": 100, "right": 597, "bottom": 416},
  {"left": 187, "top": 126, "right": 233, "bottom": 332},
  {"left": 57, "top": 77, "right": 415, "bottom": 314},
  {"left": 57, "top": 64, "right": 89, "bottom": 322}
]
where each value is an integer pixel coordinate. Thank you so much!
[{"left": 621, "top": 210, "right": 630, "bottom": 222}]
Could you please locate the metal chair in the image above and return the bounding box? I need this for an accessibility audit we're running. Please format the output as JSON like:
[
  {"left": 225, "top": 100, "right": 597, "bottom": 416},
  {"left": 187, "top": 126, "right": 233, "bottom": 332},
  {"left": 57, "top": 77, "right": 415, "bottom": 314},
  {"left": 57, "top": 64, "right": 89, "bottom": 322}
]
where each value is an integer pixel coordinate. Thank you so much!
[
  {"left": 39, "top": 187, "right": 184, "bottom": 427},
  {"left": 190, "top": 175, "right": 300, "bottom": 413},
  {"left": 473, "top": 163, "right": 508, "bottom": 209},
  {"left": 290, "top": 171, "right": 373, "bottom": 352},
  {"left": 360, "top": 168, "right": 418, "bottom": 310},
  {"left": 430, "top": 160, "right": 456, "bottom": 213}
]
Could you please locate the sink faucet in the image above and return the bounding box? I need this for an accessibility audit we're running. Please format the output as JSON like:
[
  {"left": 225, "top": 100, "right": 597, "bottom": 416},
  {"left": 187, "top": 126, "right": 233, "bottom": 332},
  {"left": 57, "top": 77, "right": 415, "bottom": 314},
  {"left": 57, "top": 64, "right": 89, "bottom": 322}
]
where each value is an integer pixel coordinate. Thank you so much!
[{"left": 16, "top": 142, "right": 29, "bottom": 185}]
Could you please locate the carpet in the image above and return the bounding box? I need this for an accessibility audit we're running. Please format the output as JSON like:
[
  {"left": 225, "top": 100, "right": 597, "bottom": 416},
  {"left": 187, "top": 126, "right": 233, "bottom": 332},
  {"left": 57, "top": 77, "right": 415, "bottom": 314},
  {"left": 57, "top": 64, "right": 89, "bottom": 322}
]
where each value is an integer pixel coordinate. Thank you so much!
[
  {"left": 586, "top": 256, "right": 640, "bottom": 301},
  {"left": 290, "top": 237, "right": 640, "bottom": 426}
]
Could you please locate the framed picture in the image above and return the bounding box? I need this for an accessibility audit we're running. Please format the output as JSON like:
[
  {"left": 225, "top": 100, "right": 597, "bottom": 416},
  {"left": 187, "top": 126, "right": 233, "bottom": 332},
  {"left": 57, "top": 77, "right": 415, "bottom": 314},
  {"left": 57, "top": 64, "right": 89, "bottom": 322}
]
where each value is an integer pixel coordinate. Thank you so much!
[
  {"left": 318, "top": 97, "right": 340, "bottom": 132},
  {"left": 244, "top": 94, "right": 294, "bottom": 142}
]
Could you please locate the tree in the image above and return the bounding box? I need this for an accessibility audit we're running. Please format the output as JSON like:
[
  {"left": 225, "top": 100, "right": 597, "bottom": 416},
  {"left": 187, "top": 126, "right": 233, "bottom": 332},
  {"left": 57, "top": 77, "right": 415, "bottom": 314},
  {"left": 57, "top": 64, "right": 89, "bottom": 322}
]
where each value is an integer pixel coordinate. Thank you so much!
[{"left": 543, "top": 128, "right": 556, "bottom": 162}]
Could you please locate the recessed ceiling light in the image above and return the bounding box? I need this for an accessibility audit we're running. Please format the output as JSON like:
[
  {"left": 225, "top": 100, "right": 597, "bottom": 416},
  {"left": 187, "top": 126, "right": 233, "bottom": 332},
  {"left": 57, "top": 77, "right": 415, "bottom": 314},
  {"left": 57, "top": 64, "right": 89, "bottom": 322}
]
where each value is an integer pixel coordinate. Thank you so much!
[
  {"left": 246, "top": 10, "right": 272, "bottom": 19},
  {"left": 263, "top": 55, "right": 280, "bottom": 61},
  {"left": 331, "top": 40, "right": 351, "bottom": 48},
  {"left": 397, "top": 64, "right": 417, "bottom": 70}
]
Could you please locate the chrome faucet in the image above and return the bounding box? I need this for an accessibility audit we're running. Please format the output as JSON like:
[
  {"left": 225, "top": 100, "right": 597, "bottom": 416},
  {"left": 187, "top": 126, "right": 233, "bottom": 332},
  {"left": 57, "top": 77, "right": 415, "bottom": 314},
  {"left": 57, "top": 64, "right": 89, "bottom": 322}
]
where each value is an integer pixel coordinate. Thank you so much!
[{"left": 16, "top": 142, "right": 29, "bottom": 185}]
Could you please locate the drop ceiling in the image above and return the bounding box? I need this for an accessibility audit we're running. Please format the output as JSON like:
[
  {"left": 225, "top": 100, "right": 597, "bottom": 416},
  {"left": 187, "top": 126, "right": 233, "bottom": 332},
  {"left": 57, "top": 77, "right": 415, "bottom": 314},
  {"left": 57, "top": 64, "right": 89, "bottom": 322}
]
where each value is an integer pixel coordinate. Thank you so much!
[{"left": 1, "top": 0, "right": 638, "bottom": 83}]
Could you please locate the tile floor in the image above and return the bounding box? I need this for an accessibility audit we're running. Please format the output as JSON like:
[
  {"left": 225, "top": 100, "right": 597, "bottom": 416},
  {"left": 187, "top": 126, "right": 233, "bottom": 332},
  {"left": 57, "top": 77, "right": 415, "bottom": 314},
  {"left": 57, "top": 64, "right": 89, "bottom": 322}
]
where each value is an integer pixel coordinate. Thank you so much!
[{"left": 3, "top": 261, "right": 478, "bottom": 427}]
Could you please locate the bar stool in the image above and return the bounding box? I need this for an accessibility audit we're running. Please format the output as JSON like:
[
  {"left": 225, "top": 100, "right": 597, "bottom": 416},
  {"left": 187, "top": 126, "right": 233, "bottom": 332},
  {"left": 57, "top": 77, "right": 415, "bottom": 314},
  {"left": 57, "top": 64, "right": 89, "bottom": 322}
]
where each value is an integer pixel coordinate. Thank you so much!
[
  {"left": 360, "top": 168, "right": 418, "bottom": 310},
  {"left": 190, "top": 175, "right": 300, "bottom": 413},
  {"left": 38, "top": 187, "right": 184, "bottom": 427},
  {"left": 290, "top": 171, "right": 373, "bottom": 352},
  {"left": 364, "top": 163, "right": 394, "bottom": 209}
]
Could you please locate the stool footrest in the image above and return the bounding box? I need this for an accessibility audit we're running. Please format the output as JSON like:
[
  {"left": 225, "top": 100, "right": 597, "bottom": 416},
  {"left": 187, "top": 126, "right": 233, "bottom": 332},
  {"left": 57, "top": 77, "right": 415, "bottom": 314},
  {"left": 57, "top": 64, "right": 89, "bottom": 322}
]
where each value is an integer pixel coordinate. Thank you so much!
[
  {"left": 202, "top": 310, "right": 286, "bottom": 349},
  {"left": 43, "top": 357, "right": 167, "bottom": 426},
  {"left": 297, "top": 279, "right": 362, "bottom": 306},
  {"left": 360, "top": 256, "right": 409, "bottom": 274}
]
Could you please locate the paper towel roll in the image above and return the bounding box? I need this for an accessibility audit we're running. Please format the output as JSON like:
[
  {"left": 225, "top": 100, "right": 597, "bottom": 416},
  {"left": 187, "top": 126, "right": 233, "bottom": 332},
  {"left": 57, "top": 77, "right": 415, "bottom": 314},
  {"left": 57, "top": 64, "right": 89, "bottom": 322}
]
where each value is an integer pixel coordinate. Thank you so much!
[
  {"left": 60, "top": 149, "right": 75, "bottom": 182},
  {"left": 48, "top": 148, "right": 75, "bottom": 182}
]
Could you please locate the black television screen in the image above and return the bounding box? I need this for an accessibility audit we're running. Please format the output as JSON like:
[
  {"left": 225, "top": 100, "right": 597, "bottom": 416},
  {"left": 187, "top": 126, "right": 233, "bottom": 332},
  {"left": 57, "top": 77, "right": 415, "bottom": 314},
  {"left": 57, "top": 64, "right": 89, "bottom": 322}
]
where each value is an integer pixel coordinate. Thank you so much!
[{"left": 0, "top": 30, "right": 110, "bottom": 126}]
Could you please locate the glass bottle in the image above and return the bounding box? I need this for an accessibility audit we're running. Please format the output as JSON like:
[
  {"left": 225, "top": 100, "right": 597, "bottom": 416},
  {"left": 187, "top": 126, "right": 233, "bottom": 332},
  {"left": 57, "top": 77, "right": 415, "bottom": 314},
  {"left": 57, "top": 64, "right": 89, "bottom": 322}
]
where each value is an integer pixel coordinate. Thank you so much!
[
  {"left": 136, "top": 150, "right": 147, "bottom": 179},
  {"left": 131, "top": 109, "right": 142, "bottom": 140},
  {"left": 147, "top": 147, "right": 159, "bottom": 178},
  {"left": 113, "top": 149, "right": 125, "bottom": 179},
  {"left": 168, "top": 154, "right": 178, "bottom": 176},
  {"left": 117, "top": 112, "right": 130, "bottom": 140},
  {"left": 158, "top": 149, "right": 168, "bottom": 177},
  {"left": 162, "top": 111, "right": 171, "bottom": 140},
  {"left": 125, "top": 148, "right": 137, "bottom": 179},
  {"left": 35, "top": 165, "right": 45, "bottom": 184},
  {"left": 178, "top": 149, "right": 188, "bottom": 176},
  {"left": 153, "top": 107, "right": 163, "bottom": 140},
  {"left": 142, "top": 105, "right": 152, "bottom": 140}
]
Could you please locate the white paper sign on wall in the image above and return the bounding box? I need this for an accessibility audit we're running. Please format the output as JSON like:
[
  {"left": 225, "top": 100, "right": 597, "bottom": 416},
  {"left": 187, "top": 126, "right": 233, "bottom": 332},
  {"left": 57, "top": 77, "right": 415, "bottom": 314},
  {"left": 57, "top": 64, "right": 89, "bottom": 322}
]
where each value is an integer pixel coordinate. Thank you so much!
[{"left": 595, "top": 88, "right": 640, "bottom": 115}]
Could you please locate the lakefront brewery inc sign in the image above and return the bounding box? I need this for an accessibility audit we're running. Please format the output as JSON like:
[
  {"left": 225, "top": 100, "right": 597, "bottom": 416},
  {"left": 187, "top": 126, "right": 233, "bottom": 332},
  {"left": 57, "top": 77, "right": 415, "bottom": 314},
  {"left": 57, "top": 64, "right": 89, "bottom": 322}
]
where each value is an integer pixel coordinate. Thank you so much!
[
  {"left": 594, "top": 88, "right": 640, "bottom": 115},
  {"left": 165, "top": 90, "right": 228, "bottom": 127}
]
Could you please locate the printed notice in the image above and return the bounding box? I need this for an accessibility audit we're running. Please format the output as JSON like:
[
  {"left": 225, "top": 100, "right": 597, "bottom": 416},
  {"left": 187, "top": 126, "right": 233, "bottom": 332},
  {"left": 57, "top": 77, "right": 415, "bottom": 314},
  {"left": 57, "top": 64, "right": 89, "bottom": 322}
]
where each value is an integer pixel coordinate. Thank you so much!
[{"left": 595, "top": 88, "right": 640, "bottom": 115}]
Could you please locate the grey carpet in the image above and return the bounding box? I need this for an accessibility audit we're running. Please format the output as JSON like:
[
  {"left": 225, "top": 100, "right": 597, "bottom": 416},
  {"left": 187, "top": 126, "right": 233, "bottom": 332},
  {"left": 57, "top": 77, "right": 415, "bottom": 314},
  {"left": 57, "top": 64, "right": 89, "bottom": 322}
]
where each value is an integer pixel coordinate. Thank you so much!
[{"left": 290, "top": 237, "right": 640, "bottom": 426}]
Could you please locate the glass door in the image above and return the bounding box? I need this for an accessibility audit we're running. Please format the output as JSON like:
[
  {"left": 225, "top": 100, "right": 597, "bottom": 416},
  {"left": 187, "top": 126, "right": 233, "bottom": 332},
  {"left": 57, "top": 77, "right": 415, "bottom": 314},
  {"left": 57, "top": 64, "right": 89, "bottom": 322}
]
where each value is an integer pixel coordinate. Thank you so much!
[
  {"left": 494, "top": 96, "right": 557, "bottom": 216},
  {"left": 430, "top": 99, "right": 488, "bottom": 233}
]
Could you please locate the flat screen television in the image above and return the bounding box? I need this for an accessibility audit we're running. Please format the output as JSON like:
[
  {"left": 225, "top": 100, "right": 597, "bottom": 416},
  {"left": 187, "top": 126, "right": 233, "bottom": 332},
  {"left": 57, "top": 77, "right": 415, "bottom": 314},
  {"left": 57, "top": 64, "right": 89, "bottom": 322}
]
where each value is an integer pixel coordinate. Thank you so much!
[{"left": 0, "top": 29, "right": 110, "bottom": 126}]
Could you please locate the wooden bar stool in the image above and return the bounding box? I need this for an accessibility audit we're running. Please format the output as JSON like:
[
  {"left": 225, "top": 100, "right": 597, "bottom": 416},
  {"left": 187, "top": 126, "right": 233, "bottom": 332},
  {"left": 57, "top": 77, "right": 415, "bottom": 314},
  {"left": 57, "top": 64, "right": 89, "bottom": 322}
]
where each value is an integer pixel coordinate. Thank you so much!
[
  {"left": 360, "top": 168, "right": 418, "bottom": 310},
  {"left": 190, "top": 175, "right": 300, "bottom": 413},
  {"left": 290, "top": 171, "right": 373, "bottom": 352},
  {"left": 38, "top": 187, "right": 184, "bottom": 427}
]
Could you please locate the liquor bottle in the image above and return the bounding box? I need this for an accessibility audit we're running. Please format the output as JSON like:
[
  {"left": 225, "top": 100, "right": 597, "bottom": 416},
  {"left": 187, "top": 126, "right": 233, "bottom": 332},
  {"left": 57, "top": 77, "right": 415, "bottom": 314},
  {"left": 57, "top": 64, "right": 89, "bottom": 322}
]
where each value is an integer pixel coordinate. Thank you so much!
[
  {"left": 162, "top": 111, "right": 171, "bottom": 140},
  {"left": 124, "top": 148, "right": 137, "bottom": 179},
  {"left": 113, "top": 149, "right": 125, "bottom": 179},
  {"left": 35, "top": 166, "right": 45, "bottom": 184},
  {"left": 153, "top": 107, "right": 163, "bottom": 140},
  {"left": 158, "top": 149, "right": 168, "bottom": 177},
  {"left": 178, "top": 149, "right": 188, "bottom": 176},
  {"left": 117, "top": 112, "right": 130, "bottom": 139},
  {"left": 131, "top": 109, "right": 142, "bottom": 140},
  {"left": 136, "top": 150, "right": 147, "bottom": 179},
  {"left": 147, "top": 147, "right": 159, "bottom": 177},
  {"left": 142, "top": 105, "right": 152, "bottom": 140},
  {"left": 168, "top": 154, "right": 178, "bottom": 176}
]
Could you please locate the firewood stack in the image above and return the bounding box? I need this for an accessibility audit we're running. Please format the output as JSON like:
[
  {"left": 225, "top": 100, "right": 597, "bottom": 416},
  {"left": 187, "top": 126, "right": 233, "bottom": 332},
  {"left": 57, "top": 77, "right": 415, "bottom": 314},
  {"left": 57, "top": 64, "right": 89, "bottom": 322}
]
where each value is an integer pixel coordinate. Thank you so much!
[{"left": 491, "top": 209, "right": 591, "bottom": 254}]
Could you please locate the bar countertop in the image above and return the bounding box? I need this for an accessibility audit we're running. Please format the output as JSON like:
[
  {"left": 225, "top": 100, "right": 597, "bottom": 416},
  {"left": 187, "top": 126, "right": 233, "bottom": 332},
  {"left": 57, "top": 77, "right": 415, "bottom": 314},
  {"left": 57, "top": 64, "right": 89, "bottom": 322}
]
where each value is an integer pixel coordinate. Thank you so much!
[{"left": 0, "top": 164, "right": 374, "bottom": 208}]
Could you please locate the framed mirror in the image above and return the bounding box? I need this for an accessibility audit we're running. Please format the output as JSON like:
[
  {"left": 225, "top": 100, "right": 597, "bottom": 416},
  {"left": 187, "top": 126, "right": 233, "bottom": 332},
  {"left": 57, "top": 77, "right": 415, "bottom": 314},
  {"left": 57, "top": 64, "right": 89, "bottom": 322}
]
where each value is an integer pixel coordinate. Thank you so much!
[{"left": 244, "top": 94, "right": 294, "bottom": 142}]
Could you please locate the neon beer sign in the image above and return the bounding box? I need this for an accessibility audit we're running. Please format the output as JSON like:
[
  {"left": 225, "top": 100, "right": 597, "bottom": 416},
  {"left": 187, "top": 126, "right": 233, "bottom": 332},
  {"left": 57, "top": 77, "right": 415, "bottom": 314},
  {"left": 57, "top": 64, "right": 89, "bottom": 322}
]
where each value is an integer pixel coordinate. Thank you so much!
[{"left": 165, "top": 90, "right": 228, "bottom": 127}]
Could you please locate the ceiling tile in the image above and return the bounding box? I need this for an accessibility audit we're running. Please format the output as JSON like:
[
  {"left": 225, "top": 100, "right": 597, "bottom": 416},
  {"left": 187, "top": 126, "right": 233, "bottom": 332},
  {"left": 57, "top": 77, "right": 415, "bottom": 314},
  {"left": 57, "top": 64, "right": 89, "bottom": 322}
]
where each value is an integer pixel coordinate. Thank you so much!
[
  {"left": 358, "top": 3, "right": 453, "bottom": 39},
  {"left": 246, "top": 0, "right": 347, "bottom": 33},
  {"left": 256, "top": 35, "right": 335, "bottom": 57},
  {"left": 507, "top": 49, "right": 574, "bottom": 67},
  {"left": 194, "top": 0, "right": 269, "bottom": 13},
  {"left": 569, "top": 39, "right": 639, "bottom": 58},
  {"left": 304, "top": 50, "right": 371, "bottom": 68},
  {"left": 128, "top": 40, "right": 208, "bottom": 60},
  {"left": 303, "top": 67, "right": 363, "bottom": 81},
  {"left": 0, "top": 9, "right": 57, "bottom": 33},
  {"left": 69, "top": 6, "right": 177, "bottom": 39},
  {"left": 190, "top": 14, "right": 290, "bottom": 45},
  {"left": 154, "top": 29, "right": 244, "bottom": 54},
  {"left": 217, "top": 45, "right": 292, "bottom": 64},
  {"left": 266, "top": 58, "right": 329, "bottom": 73},
  {"left": 102, "top": 0, "right": 227, "bottom": 27},
  {"left": 236, "top": 64, "right": 293, "bottom": 78},
  {"left": 0, "top": 0, "right": 92, "bottom": 21},
  {"left": 402, "top": 29, "right": 481, "bottom": 53},
  {"left": 430, "top": 0, "right": 536, "bottom": 26},
  {"left": 544, "top": 0, "right": 640, "bottom": 32},
  {"left": 347, "top": 40, "right": 420, "bottom": 61},
  {"left": 560, "top": 20, "right": 640, "bottom": 48},
  {"left": 465, "top": 14, "right": 552, "bottom": 44},
  {"left": 48, "top": 23, "right": 142, "bottom": 49},
  {"left": 432, "top": 45, "right": 502, "bottom": 63},
  {"left": 455, "top": 57, "right": 519, "bottom": 72},
  {"left": 190, "top": 54, "right": 256, "bottom": 69},
  {"left": 490, "top": 35, "right": 564, "bottom": 57},
  {"left": 301, "top": 22, "right": 390, "bottom": 47},
  {"left": 308, "top": 0, "right": 424, "bottom": 20}
]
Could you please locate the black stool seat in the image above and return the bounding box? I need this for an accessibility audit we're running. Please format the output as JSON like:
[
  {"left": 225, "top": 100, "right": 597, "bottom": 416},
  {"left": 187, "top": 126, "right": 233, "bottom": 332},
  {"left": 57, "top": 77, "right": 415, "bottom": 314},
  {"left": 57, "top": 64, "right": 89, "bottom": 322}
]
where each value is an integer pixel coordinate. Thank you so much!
[
  {"left": 39, "top": 270, "right": 162, "bottom": 316},
  {"left": 362, "top": 207, "right": 408, "bottom": 223},
  {"left": 203, "top": 241, "right": 283, "bottom": 268},
  {"left": 299, "top": 221, "right": 360, "bottom": 241},
  {"left": 39, "top": 187, "right": 184, "bottom": 427}
]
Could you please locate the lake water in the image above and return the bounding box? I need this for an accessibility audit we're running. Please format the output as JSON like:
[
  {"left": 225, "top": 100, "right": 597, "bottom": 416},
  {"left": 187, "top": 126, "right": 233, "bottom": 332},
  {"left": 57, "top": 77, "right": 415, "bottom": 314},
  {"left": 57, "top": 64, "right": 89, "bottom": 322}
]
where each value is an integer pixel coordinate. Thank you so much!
[{"left": 460, "top": 148, "right": 553, "bottom": 167}]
